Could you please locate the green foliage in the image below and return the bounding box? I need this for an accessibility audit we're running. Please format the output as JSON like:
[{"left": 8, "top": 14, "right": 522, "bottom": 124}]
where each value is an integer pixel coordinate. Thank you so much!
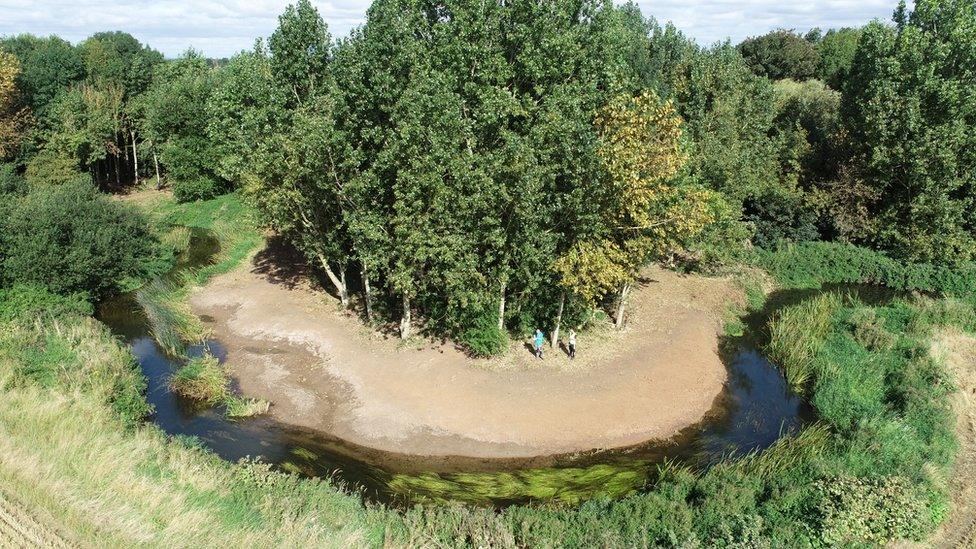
[
  {"left": 169, "top": 353, "right": 227, "bottom": 405},
  {"left": 738, "top": 29, "right": 820, "bottom": 80},
  {"left": 0, "top": 34, "right": 84, "bottom": 114},
  {"left": 0, "top": 284, "right": 92, "bottom": 322},
  {"left": 816, "top": 28, "right": 861, "bottom": 90},
  {"left": 460, "top": 311, "right": 508, "bottom": 358},
  {"left": 0, "top": 180, "right": 158, "bottom": 301},
  {"left": 0, "top": 161, "right": 25, "bottom": 193},
  {"left": 844, "top": 0, "right": 976, "bottom": 263},
  {"left": 23, "top": 146, "right": 87, "bottom": 187},
  {"left": 171, "top": 175, "right": 222, "bottom": 202},
  {"left": 756, "top": 241, "right": 976, "bottom": 296},
  {"left": 743, "top": 188, "right": 819, "bottom": 248},
  {"left": 140, "top": 51, "right": 223, "bottom": 196},
  {"left": 269, "top": 0, "right": 331, "bottom": 107},
  {"left": 813, "top": 476, "right": 938, "bottom": 545}
]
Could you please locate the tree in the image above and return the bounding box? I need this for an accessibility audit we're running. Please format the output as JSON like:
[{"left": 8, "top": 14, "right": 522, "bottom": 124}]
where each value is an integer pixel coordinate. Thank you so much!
[
  {"left": 32, "top": 83, "right": 123, "bottom": 187},
  {"left": 140, "top": 51, "right": 223, "bottom": 200},
  {"left": 0, "top": 180, "right": 156, "bottom": 301},
  {"left": 843, "top": 0, "right": 976, "bottom": 263},
  {"left": 678, "top": 44, "right": 784, "bottom": 206},
  {"left": 817, "top": 27, "right": 862, "bottom": 90},
  {"left": 206, "top": 44, "right": 283, "bottom": 187},
  {"left": 0, "top": 34, "right": 84, "bottom": 115},
  {"left": 269, "top": 0, "right": 331, "bottom": 107},
  {"left": 555, "top": 92, "right": 717, "bottom": 328},
  {"left": 0, "top": 50, "right": 29, "bottom": 159},
  {"left": 738, "top": 29, "right": 820, "bottom": 81}
]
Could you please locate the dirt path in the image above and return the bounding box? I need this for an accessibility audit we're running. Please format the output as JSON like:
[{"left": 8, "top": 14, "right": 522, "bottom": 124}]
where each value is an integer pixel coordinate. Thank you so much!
[
  {"left": 925, "top": 329, "right": 976, "bottom": 548},
  {"left": 189, "top": 242, "right": 739, "bottom": 458}
]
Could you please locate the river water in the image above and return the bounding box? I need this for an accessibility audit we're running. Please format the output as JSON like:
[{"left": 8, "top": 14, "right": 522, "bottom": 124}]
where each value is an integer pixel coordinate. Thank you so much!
[{"left": 98, "top": 230, "right": 814, "bottom": 506}]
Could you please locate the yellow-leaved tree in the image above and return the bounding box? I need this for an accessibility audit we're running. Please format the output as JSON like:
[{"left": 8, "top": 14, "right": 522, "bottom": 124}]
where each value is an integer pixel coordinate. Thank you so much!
[
  {"left": 0, "top": 50, "right": 29, "bottom": 159},
  {"left": 555, "top": 90, "right": 718, "bottom": 330}
]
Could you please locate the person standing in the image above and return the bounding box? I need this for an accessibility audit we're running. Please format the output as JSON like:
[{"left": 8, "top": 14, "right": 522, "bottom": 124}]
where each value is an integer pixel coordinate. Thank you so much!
[
  {"left": 568, "top": 329, "right": 577, "bottom": 360},
  {"left": 534, "top": 329, "right": 544, "bottom": 359}
]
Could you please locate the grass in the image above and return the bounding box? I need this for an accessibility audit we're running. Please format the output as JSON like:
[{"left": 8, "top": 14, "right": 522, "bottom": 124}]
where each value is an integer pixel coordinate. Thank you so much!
[
  {"left": 0, "top": 228, "right": 970, "bottom": 546},
  {"left": 134, "top": 193, "right": 262, "bottom": 353},
  {"left": 0, "top": 281, "right": 970, "bottom": 546},
  {"left": 169, "top": 354, "right": 270, "bottom": 418},
  {"left": 766, "top": 292, "right": 842, "bottom": 391},
  {"left": 170, "top": 354, "right": 228, "bottom": 404},
  {"left": 136, "top": 278, "right": 207, "bottom": 356}
]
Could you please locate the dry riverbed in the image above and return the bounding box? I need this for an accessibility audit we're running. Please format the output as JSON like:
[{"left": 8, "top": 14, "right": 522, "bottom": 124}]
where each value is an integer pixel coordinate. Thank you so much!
[{"left": 189, "top": 241, "right": 740, "bottom": 458}]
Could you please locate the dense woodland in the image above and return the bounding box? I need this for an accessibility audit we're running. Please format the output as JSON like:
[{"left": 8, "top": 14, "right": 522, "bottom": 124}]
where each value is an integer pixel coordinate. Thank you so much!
[{"left": 1, "top": 0, "right": 974, "bottom": 353}]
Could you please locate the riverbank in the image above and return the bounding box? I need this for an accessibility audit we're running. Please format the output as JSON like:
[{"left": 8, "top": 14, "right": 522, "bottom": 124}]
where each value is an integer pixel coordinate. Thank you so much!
[{"left": 188, "top": 238, "right": 739, "bottom": 458}]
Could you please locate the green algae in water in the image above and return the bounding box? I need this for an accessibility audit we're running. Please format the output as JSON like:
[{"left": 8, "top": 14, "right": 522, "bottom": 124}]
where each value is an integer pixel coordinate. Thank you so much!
[{"left": 389, "top": 462, "right": 650, "bottom": 506}]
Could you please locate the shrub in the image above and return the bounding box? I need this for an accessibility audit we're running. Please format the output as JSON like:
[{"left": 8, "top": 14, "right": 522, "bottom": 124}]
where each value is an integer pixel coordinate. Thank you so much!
[
  {"left": 0, "top": 284, "right": 92, "bottom": 322},
  {"left": 743, "top": 189, "right": 820, "bottom": 249},
  {"left": 460, "top": 312, "right": 508, "bottom": 357},
  {"left": 0, "top": 180, "right": 159, "bottom": 301},
  {"left": 813, "top": 476, "right": 935, "bottom": 545},
  {"left": 23, "top": 147, "right": 88, "bottom": 187},
  {"left": 172, "top": 176, "right": 223, "bottom": 202},
  {"left": 0, "top": 162, "right": 25, "bottom": 193},
  {"left": 756, "top": 241, "right": 976, "bottom": 296}
]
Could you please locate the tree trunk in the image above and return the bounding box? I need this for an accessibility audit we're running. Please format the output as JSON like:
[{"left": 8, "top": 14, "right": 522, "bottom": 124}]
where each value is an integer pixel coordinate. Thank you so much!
[
  {"left": 114, "top": 153, "right": 120, "bottom": 188},
  {"left": 362, "top": 269, "right": 373, "bottom": 322},
  {"left": 339, "top": 269, "right": 349, "bottom": 308},
  {"left": 316, "top": 254, "right": 348, "bottom": 308},
  {"left": 131, "top": 130, "right": 139, "bottom": 184},
  {"left": 497, "top": 280, "right": 506, "bottom": 330},
  {"left": 400, "top": 294, "right": 411, "bottom": 339},
  {"left": 153, "top": 149, "right": 161, "bottom": 190},
  {"left": 552, "top": 291, "right": 564, "bottom": 347},
  {"left": 614, "top": 283, "right": 631, "bottom": 329}
]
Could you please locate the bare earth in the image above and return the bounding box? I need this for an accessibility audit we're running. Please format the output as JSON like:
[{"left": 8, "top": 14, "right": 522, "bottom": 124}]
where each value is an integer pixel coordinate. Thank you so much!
[{"left": 189, "top": 243, "right": 739, "bottom": 458}]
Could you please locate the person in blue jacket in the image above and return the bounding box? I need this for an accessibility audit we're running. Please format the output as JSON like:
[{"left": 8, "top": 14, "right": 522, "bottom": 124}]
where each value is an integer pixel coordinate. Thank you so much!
[{"left": 534, "top": 329, "right": 544, "bottom": 359}]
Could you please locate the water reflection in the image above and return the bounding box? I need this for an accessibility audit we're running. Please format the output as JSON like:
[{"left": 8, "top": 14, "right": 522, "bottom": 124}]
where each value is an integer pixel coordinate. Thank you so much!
[{"left": 98, "top": 229, "right": 814, "bottom": 506}]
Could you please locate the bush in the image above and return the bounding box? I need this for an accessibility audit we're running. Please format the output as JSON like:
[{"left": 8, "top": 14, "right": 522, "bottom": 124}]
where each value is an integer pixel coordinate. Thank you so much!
[
  {"left": 172, "top": 176, "right": 223, "bottom": 203},
  {"left": 0, "top": 284, "right": 92, "bottom": 322},
  {"left": 814, "top": 476, "right": 935, "bottom": 545},
  {"left": 0, "top": 180, "right": 159, "bottom": 302},
  {"left": 0, "top": 162, "right": 26, "bottom": 194},
  {"left": 743, "top": 189, "right": 820, "bottom": 249},
  {"left": 460, "top": 312, "right": 508, "bottom": 357},
  {"left": 756, "top": 241, "right": 976, "bottom": 296}
]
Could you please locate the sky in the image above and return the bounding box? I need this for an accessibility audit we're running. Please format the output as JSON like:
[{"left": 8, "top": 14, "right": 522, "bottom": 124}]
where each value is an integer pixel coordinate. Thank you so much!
[{"left": 0, "top": 0, "right": 902, "bottom": 58}]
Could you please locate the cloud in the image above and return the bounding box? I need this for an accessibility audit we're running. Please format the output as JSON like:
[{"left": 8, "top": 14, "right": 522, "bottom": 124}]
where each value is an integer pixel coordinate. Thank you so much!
[{"left": 0, "top": 0, "right": 900, "bottom": 58}]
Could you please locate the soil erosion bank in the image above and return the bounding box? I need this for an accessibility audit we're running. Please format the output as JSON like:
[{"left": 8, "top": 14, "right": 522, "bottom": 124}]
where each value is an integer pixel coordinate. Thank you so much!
[{"left": 189, "top": 243, "right": 739, "bottom": 458}]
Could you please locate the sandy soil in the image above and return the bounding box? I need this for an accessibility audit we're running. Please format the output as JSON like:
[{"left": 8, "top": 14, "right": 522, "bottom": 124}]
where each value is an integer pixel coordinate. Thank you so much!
[{"left": 189, "top": 240, "right": 740, "bottom": 458}]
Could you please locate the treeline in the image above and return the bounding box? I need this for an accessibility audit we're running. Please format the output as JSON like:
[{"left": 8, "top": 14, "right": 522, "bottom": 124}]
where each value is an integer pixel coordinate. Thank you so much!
[{"left": 1, "top": 0, "right": 973, "bottom": 351}]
